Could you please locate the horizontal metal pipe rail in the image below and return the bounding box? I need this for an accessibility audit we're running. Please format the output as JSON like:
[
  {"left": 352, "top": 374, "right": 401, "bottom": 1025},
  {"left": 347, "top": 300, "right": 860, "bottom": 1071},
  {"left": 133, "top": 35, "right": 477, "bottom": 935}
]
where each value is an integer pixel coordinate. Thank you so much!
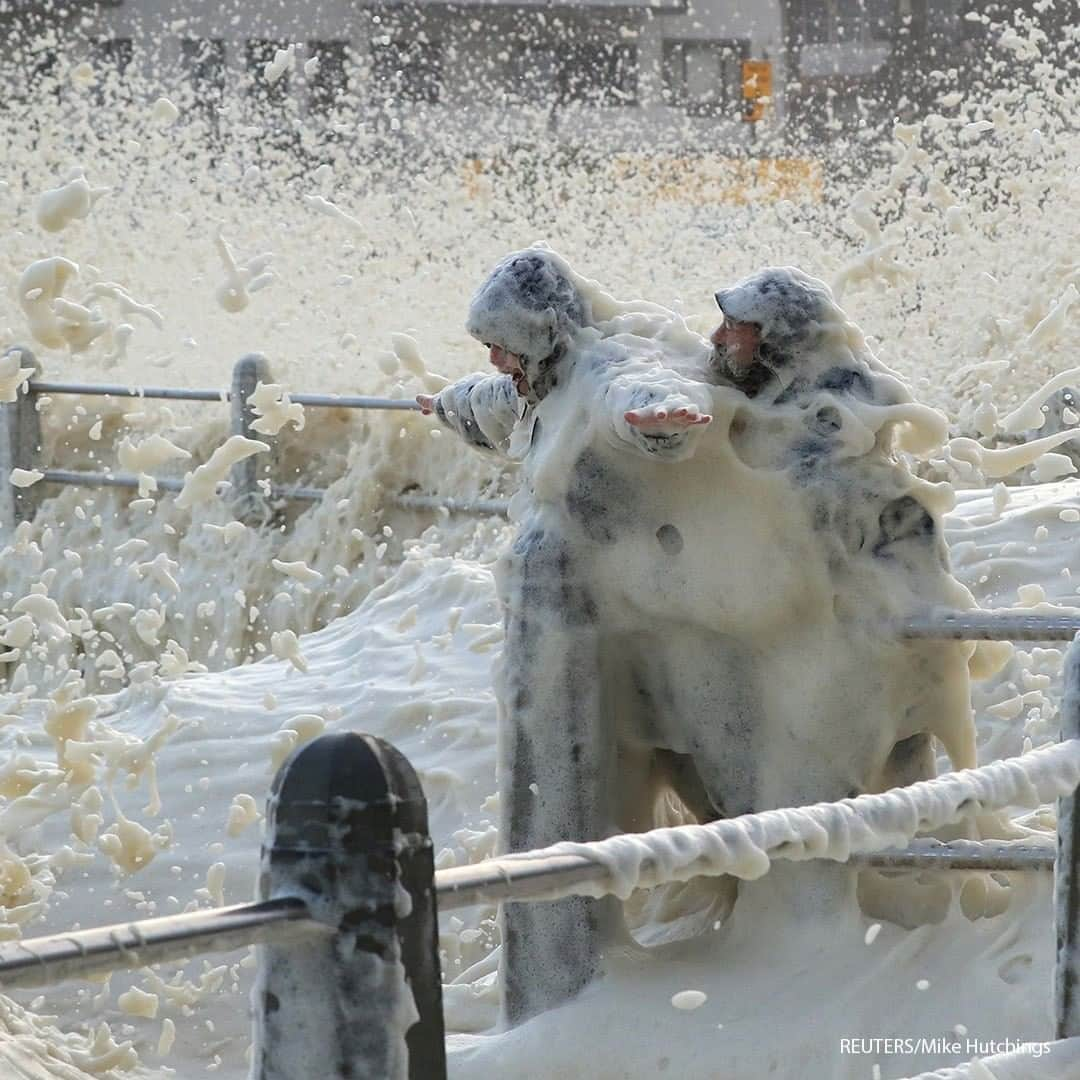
[
  {"left": 42, "top": 468, "right": 185, "bottom": 494},
  {"left": 436, "top": 838, "right": 1058, "bottom": 911},
  {"left": 394, "top": 492, "right": 511, "bottom": 516},
  {"left": 0, "top": 838, "right": 1057, "bottom": 992},
  {"left": 848, "top": 837, "right": 1055, "bottom": 871},
  {"left": 29, "top": 381, "right": 228, "bottom": 402},
  {"left": 1, "top": 356, "right": 512, "bottom": 522},
  {"left": 28, "top": 380, "right": 421, "bottom": 411},
  {"left": 902, "top": 611, "right": 1080, "bottom": 641},
  {"left": 37, "top": 469, "right": 510, "bottom": 516},
  {"left": 0, "top": 898, "right": 318, "bottom": 989}
]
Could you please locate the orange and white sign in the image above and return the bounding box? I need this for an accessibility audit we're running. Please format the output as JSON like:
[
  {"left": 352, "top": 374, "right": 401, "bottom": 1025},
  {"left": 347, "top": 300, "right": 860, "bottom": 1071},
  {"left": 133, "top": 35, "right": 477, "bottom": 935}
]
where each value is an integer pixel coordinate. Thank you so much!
[
  {"left": 742, "top": 60, "right": 773, "bottom": 99},
  {"left": 742, "top": 60, "right": 772, "bottom": 122}
]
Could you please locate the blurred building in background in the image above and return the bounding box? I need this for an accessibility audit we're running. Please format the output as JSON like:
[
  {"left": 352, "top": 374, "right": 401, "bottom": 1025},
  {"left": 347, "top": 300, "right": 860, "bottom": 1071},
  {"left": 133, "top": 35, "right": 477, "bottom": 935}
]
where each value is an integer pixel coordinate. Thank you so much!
[
  {"left": 779, "top": 0, "right": 1068, "bottom": 136},
  {"left": 2, "top": 0, "right": 1067, "bottom": 151}
]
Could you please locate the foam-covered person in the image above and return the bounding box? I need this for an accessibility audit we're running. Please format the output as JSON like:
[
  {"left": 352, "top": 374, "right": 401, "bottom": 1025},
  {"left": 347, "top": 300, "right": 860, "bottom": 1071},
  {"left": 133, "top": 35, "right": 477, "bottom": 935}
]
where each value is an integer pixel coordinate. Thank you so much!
[
  {"left": 418, "top": 247, "right": 718, "bottom": 1024},
  {"left": 708, "top": 265, "right": 914, "bottom": 406},
  {"left": 701, "top": 267, "right": 1017, "bottom": 923},
  {"left": 706, "top": 267, "right": 976, "bottom": 769}
]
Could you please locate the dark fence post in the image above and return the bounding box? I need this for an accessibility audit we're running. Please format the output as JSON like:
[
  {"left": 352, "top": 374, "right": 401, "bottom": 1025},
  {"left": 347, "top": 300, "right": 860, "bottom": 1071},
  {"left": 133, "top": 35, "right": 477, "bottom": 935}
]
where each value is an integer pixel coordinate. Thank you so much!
[
  {"left": 230, "top": 353, "right": 276, "bottom": 525},
  {"left": 0, "top": 346, "right": 43, "bottom": 527},
  {"left": 1056, "top": 635, "right": 1080, "bottom": 1039},
  {"left": 251, "top": 732, "right": 446, "bottom": 1080}
]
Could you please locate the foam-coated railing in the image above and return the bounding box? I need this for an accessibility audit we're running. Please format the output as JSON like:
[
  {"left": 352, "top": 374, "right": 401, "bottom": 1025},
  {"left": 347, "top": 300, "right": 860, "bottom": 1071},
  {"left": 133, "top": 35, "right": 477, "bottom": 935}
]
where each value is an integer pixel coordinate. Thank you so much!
[{"left": 0, "top": 347, "right": 509, "bottom": 527}]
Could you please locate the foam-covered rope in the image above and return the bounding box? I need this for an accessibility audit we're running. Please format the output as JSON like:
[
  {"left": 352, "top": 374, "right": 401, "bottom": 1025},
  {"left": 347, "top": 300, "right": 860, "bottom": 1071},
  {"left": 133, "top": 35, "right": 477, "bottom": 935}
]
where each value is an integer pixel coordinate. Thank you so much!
[{"left": 495, "top": 739, "right": 1080, "bottom": 902}]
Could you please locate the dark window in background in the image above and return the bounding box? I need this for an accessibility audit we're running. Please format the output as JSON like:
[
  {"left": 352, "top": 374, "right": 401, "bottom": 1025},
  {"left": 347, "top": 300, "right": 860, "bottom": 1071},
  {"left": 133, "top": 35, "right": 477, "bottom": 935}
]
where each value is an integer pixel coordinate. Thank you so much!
[
  {"left": 307, "top": 40, "right": 350, "bottom": 113},
  {"left": 504, "top": 44, "right": 562, "bottom": 103},
  {"left": 1, "top": 44, "right": 61, "bottom": 104},
  {"left": 94, "top": 37, "right": 134, "bottom": 74},
  {"left": 800, "top": 0, "right": 894, "bottom": 45},
  {"left": 246, "top": 39, "right": 290, "bottom": 102},
  {"left": 90, "top": 38, "right": 133, "bottom": 103},
  {"left": 371, "top": 39, "right": 441, "bottom": 105},
  {"left": 559, "top": 42, "right": 638, "bottom": 106},
  {"left": 181, "top": 38, "right": 226, "bottom": 93},
  {"left": 27, "top": 48, "right": 60, "bottom": 99},
  {"left": 662, "top": 39, "right": 747, "bottom": 116},
  {"left": 179, "top": 39, "right": 225, "bottom": 133}
]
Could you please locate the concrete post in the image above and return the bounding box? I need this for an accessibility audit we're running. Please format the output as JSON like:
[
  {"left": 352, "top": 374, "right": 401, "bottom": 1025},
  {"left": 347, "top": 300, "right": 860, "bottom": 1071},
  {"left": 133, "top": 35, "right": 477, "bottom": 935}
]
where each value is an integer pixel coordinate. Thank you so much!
[
  {"left": 230, "top": 353, "right": 276, "bottom": 525},
  {"left": 251, "top": 732, "right": 446, "bottom": 1080},
  {"left": 497, "top": 537, "right": 615, "bottom": 1026},
  {"left": 1056, "top": 634, "right": 1080, "bottom": 1038},
  {"left": 0, "top": 346, "right": 43, "bottom": 528}
]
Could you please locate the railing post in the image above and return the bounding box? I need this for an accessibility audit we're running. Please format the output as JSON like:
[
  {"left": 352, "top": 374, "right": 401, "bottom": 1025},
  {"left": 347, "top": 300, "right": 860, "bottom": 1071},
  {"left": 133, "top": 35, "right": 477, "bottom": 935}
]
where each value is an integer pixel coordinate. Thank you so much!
[
  {"left": 230, "top": 353, "right": 276, "bottom": 525},
  {"left": 251, "top": 732, "right": 446, "bottom": 1080},
  {"left": 1056, "top": 634, "right": 1080, "bottom": 1039},
  {"left": 0, "top": 347, "right": 43, "bottom": 528}
]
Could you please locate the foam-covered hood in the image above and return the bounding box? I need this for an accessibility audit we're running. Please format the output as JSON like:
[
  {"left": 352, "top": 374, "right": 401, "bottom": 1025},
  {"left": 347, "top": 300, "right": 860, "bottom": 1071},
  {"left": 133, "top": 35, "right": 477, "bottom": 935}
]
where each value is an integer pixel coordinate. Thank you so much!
[
  {"left": 715, "top": 266, "right": 837, "bottom": 354},
  {"left": 466, "top": 247, "right": 591, "bottom": 401}
]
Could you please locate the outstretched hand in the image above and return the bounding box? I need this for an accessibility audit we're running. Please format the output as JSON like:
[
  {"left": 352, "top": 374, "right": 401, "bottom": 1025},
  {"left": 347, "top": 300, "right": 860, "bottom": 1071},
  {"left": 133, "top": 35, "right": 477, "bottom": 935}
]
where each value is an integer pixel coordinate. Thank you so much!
[
  {"left": 416, "top": 394, "right": 436, "bottom": 415},
  {"left": 624, "top": 404, "right": 712, "bottom": 430}
]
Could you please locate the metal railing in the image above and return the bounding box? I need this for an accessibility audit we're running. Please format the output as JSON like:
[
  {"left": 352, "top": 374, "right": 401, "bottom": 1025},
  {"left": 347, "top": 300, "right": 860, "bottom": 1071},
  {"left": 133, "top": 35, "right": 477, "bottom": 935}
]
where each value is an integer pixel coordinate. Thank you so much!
[
  {"left": 0, "top": 346, "right": 510, "bottom": 526},
  {"left": 2, "top": 612, "right": 1080, "bottom": 1077}
]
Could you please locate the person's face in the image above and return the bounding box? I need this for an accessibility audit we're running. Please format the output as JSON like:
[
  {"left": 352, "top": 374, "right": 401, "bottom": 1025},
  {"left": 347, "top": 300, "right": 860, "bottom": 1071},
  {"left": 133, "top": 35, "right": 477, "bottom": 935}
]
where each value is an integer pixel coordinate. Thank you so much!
[
  {"left": 710, "top": 316, "right": 761, "bottom": 376},
  {"left": 486, "top": 342, "right": 530, "bottom": 396}
]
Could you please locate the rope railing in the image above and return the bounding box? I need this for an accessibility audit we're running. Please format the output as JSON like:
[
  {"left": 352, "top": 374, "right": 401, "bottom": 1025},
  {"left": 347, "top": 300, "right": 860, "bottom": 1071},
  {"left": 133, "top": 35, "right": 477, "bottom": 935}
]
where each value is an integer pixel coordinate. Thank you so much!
[
  {"left": 441, "top": 738, "right": 1080, "bottom": 908},
  {"left": 0, "top": 829, "right": 1063, "bottom": 992},
  {"left": 1, "top": 347, "right": 510, "bottom": 526}
]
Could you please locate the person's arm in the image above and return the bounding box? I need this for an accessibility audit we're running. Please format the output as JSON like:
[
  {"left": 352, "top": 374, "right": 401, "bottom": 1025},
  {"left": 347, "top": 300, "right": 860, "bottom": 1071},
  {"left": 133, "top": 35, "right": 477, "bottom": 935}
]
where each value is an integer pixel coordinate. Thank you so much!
[
  {"left": 592, "top": 358, "right": 714, "bottom": 462},
  {"left": 416, "top": 373, "right": 521, "bottom": 455}
]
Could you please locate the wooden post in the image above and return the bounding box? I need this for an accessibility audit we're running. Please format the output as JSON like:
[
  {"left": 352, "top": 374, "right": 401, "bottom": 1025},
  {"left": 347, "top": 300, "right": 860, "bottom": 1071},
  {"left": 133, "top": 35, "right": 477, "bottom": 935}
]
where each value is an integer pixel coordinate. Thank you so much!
[
  {"left": 251, "top": 732, "right": 446, "bottom": 1080},
  {"left": 230, "top": 353, "right": 275, "bottom": 525},
  {"left": 1055, "top": 634, "right": 1080, "bottom": 1038},
  {"left": 0, "top": 347, "right": 43, "bottom": 528}
]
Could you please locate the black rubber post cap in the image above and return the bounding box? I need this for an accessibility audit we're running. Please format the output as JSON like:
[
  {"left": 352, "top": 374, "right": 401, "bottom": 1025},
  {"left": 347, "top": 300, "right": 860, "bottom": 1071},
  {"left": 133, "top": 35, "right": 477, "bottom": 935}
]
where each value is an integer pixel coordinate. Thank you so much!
[{"left": 270, "top": 732, "right": 429, "bottom": 852}]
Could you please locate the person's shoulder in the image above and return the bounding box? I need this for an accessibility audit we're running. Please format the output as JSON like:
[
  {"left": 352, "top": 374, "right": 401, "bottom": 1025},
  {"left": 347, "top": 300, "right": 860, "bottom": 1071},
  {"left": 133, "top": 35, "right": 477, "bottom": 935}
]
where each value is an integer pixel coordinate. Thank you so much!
[{"left": 571, "top": 333, "right": 631, "bottom": 371}]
